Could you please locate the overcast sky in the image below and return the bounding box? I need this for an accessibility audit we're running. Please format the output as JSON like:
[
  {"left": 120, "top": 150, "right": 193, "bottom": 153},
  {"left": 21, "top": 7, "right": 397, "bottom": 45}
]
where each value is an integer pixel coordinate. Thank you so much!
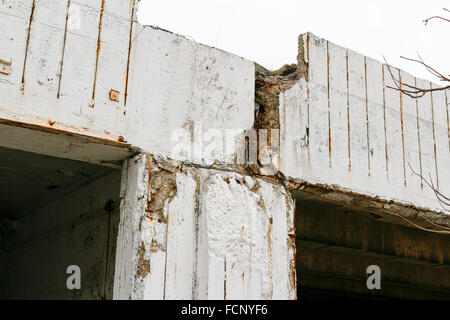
[{"left": 137, "top": 0, "right": 449, "bottom": 83}]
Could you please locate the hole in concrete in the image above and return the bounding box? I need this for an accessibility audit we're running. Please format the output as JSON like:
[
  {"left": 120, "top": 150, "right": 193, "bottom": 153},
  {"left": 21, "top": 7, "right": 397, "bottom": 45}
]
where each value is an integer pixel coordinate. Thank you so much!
[{"left": 0, "top": 146, "right": 121, "bottom": 299}]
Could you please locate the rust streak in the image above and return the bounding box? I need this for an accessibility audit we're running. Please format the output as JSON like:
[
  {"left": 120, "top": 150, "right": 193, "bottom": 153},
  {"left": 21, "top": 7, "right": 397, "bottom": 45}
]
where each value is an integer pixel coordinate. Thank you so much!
[
  {"left": 124, "top": 0, "right": 136, "bottom": 110},
  {"left": 382, "top": 65, "right": 389, "bottom": 180},
  {"left": 364, "top": 57, "right": 371, "bottom": 177},
  {"left": 445, "top": 89, "right": 449, "bottom": 153},
  {"left": 145, "top": 155, "right": 153, "bottom": 213},
  {"left": 0, "top": 117, "right": 131, "bottom": 148},
  {"left": 57, "top": 0, "right": 71, "bottom": 99},
  {"left": 0, "top": 59, "right": 11, "bottom": 75},
  {"left": 21, "top": 0, "right": 36, "bottom": 93},
  {"left": 91, "top": 0, "right": 106, "bottom": 107},
  {"left": 415, "top": 78, "right": 423, "bottom": 189},
  {"left": 430, "top": 84, "right": 439, "bottom": 189},
  {"left": 306, "top": 34, "right": 310, "bottom": 162},
  {"left": 346, "top": 49, "right": 351, "bottom": 171},
  {"left": 223, "top": 256, "right": 227, "bottom": 300},
  {"left": 327, "top": 41, "right": 332, "bottom": 168},
  {"left": 399, "top": 72, "right": 406, "bottom": 187}
]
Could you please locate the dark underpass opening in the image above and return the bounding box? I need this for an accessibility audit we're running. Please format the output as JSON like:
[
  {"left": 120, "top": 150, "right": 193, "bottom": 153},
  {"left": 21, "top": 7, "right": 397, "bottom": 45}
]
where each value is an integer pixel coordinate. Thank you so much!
[
  {"left": 295, "top": 195, "right": 450, "bottom": 300},
  {"left": 0, "top": 146, "right": 121, "bottom": 299}
]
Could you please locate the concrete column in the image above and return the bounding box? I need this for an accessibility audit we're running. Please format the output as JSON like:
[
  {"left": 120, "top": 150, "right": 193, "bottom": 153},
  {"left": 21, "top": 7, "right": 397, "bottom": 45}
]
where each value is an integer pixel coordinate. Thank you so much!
[{"left": 113, "top": 153, "right": 296, "bottom": 300}]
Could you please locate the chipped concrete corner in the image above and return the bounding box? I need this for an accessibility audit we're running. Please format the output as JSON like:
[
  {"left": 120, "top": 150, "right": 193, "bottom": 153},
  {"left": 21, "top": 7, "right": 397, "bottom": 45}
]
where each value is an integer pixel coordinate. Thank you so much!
[{"left": 114, "top": 153, "right": 296, "bottom": 300}]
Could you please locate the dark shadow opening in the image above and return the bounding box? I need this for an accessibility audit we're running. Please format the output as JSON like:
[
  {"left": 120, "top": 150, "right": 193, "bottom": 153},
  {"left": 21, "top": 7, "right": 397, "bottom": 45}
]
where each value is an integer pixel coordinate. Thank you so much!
[
  {"left": 295, "top": 196, "right": 450, "bottom": 300},
  {"left": 0, "top": 146, "right": 121, "bottom": 299}
]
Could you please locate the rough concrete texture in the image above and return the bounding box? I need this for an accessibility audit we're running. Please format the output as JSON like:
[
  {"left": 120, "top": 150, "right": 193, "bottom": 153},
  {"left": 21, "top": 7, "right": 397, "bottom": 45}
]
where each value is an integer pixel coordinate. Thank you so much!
[
  {"left": 0, "top": 0, "right": 254, "bottom": 167},
  {"left": 114, "top": 153, "right": 296, "bottom": 300},
  {"left": 126, "top": 26, "right": 254, "bottom": 167},
  {"left": 280, "top": 32, "right": 450, "bottom": 216}
]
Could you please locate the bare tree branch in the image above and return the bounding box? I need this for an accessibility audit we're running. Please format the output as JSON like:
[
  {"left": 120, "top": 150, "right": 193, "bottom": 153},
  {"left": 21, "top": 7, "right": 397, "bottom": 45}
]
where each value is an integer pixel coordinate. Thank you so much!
[
  {"left": 380, "top": 208, "right": 450, "bottom": 234},
  {"left": 384, "top": 8, "right": 449, "bottom": 98},
  {"left": 423, "top": 8, "right": 450, "bottom": 25},
  {"left": 408, "top": 163, "right": 450, "bottom": 213},
  {"left": 380, "top": 9, "right": 450, "bottom": 233}
]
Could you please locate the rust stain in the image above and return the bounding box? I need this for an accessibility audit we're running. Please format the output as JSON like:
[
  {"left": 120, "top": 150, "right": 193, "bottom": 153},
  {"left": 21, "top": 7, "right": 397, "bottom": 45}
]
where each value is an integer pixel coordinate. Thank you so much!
[
  {"left": 429, "top": 85, "right": 439, "bottom": 190},
  {"left": 307, "top": 87, "right": 311, "bottom": 161},
  {"left": 0, "top": 117, "right": 131, "bottom": 148},
  {"left": 124, "top": 0, "right": 136, "bottom": 109},
  {"left": 381, "top": 65, "right": 389, "bottom": 180},
  {"left": 346, "top": 49, "right": 351, "bottom": 172},
  {"left": 224, "top": 257, "right": 227, "bottom": 300},
  {"left": 399, "top": 73, "right": 407, "bottom": 187},
  {"left": 327, "top": 42, "right": 332, "bottom": 168},
  {"left": 305, "top": 34, "right": 310, "bottom": 62},
  {"left": 109, "top": 89, "right": 120, "bottom": 102},
  {"left": 288, "top": 231, "right": 296, "bottom": 296},
  {"left": 414, "top": 78, "right": 423, "bottom": 189},
  {"left": 118, "top": 135, "right": 125, "bottom": 142},
  {"left": 21, "top": 0, "right": 36, "bottom": 93},
  {"left": 57, "top": 0, "right": 71, "bottom": 99},
  {"left": 364, "top": 57, "right": 371, "bottom": 177},
  {"left": 90, "top": 0, "right": 106, "bottom": 107},
  {"left": 48, "top": 120, "right": 55, "bottom": 126},
  {"left": 0, "top": 59, "right": 11, "bottom": 75},
  {"left": 145, "top": 155, "right": 153, "bottom": 213},
  {"left": 445, "top": 90, "right": 449, "bottom": 153}
]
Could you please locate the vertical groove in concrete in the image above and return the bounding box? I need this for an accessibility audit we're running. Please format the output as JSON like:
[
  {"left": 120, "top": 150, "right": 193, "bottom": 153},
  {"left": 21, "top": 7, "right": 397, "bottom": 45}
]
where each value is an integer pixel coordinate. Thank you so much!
[
  {"left": 124, "top": 0, "right": 136, "bottom": 110},
  {"left": 445, "top": 89, "right": 449, "bottom": 153},
  {"left": 91, "top": 0, "right": 106, "bottom": 107},
  {"left": 430, "top": 83, "right": 439, "bottom": 189},
  {"left": 306, "top": 34, "right": 311, "bottom": 162},
  {"left": 415, "top": 78, "right": 423, "bottom": 189},
  {"left": 346, "top": 49, "right": 351, "bottom": 172},
  {"left": 327, "top": 41, "right": 332, "bottom": 168},
  {"left": 21, "top": 0, "right": 36, "bottom": 94},
  {"left": 364, "top": 56, "right": 371, "bottom": 177},
  {"left": 399, "top": 71, "right": 407, "bottom": 187},
  {"left": 57, "top": 0, "right": 71, "bottom": 99},
  {"left": 382, "top": 64, "right": 389, "bottom": 180}
]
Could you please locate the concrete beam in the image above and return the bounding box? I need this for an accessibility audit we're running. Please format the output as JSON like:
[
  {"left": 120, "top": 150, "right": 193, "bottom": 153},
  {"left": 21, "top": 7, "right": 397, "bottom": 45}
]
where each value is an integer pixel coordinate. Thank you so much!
[
  {"left": 280, "top": 33, "right": 450, "bottom": 215},
  {"left": 113, "top": 153, "right": 296, "bottom": 300}
]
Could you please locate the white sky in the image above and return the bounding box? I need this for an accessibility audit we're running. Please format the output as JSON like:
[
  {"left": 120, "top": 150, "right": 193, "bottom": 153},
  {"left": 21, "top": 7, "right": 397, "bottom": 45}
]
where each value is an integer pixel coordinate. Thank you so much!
[{"left": 137, "top": 0, "right": 449, "bottom": 83}]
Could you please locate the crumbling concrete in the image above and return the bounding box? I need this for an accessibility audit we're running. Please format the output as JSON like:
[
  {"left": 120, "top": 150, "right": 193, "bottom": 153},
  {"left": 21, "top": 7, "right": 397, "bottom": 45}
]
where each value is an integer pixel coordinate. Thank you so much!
[{"left": 114, "top": 153, "right": 296, "bottom": 300}]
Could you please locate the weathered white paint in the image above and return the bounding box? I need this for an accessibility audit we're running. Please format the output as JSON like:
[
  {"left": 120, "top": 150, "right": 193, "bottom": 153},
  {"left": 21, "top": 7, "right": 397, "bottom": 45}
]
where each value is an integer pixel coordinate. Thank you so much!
[
  {"left": 113, "top": 154, "right": 296, "bottom": 300},
  {"left": 0, "top": 0, "right": 254, "bottom": 167},
  {"left": 280, "top": 32, "right": 450, "bottom": 214},
  {"left": 125, "top": 26, "right": 254, "bottom": 166}
]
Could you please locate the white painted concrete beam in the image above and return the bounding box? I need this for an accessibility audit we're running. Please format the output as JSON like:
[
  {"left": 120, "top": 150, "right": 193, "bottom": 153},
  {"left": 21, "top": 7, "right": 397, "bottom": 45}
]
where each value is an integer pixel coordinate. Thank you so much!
[{"left": 280, "top": 32, "right": 450, "bottom": 215}]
